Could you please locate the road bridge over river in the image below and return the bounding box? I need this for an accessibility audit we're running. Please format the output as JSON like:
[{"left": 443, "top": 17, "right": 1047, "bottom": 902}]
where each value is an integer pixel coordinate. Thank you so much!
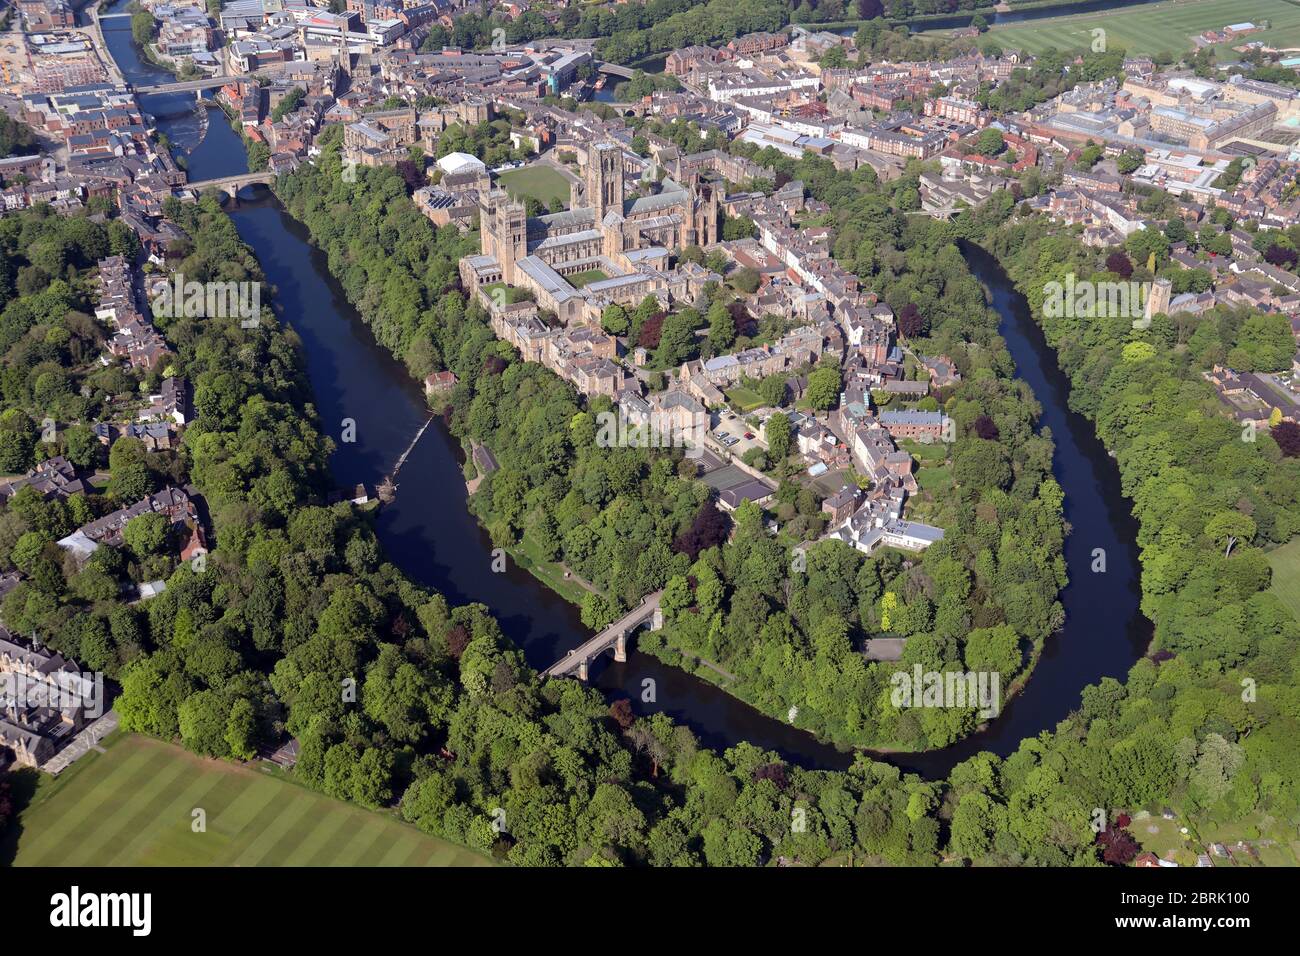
[{"left": 542, "top": 590, "right": 664, "bottom": 680}]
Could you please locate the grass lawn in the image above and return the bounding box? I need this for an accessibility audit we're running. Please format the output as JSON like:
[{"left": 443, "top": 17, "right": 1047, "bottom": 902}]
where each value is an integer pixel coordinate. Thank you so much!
[
  {"left": 958, "top": 0, "right": 1300, "bottom": 58},
  {"left": 726, "top": 385, "right": 766, "bottom": 412},
  {"left": 916, "top": 464, "right": 953, "bottom": 494},
  {"left": 497, "top": 165, "right": 571, "bottom": 207},
  {"left": 511, "top": 529, "right": 596, "bottom": 605},
  {"left": 1131, "top": 812, "right": 1198, "bottom": 864},
  {"left": 898, "top": 437, "right": 949, "bottom": 465},
  {"left": 1267, "top": 535, "right": 1300, "bottom": 622},
  {"left": 567, "top": 268, "right": 608, "bottom": 289},
  {"left": 479, "top": 281, "right": 534, "bottom": 306},
  {"left": 6, "top": 733, "right": 493, "bottom": 867}
]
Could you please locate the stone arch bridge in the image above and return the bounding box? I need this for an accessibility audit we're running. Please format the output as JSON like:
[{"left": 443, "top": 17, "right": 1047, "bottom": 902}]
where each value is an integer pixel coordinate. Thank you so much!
[
  {"left": 186, "top": 171, "right": 276, "bottom": 202},
  {"left": 543, "top": 590, "right": 664, "bottom": 681}
]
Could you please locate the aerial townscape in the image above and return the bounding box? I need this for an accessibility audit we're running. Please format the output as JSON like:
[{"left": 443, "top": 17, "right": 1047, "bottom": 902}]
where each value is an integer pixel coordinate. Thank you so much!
[{"left": 0, "top": 0, "right": 1299, "bottom": 891}]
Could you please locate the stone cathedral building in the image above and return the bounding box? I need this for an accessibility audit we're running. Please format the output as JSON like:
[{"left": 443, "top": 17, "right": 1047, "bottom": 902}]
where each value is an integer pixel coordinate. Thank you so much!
[{"left": 464, "top": 141, "right": 720, "bottom": 326}]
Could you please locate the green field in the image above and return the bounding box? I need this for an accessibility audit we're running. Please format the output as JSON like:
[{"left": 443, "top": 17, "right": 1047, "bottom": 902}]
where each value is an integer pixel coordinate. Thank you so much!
[
  {"left": 6, "top": 734, "right": 493, "bottom": 867},
  {"left": 954, "top": 0, "right": 1300, "bottom": 58},
  {"left": 1267, "top": 535, "right": 1300, "bottom": 621},
  {"left": 497, "top": 164, "right": 571, "bottom": 207}
]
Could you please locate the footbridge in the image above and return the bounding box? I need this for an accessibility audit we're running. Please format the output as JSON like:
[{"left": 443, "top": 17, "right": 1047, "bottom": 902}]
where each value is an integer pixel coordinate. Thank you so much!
[
  {"left": 131, "top": 62, "right": 296, "bottom": 96},
  {"left": 542, "top": 590, "right": 664, "bottom": 680},
  {"left": 595, "top": 62, "right": 635, "bottom": 80},
  {"left": 133, "top": 75, "right": 235, "bottom": 96}
]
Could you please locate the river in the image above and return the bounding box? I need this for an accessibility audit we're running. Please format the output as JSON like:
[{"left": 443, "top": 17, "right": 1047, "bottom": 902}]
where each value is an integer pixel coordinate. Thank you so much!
[{"left": 106, "top": 18, "right": 1150, "bottom": 778}]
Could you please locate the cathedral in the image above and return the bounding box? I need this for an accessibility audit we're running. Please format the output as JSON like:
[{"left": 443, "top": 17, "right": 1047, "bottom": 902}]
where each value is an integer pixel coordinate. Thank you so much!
[{"left": 468, "top": 141, "right": 720, "bottom": 326}]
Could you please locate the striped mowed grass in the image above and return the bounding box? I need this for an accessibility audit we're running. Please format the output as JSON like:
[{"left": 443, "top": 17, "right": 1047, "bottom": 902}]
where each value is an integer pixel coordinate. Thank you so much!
[
  {"left": 10, "top": 734, "right": 493, "bottom": 866},
  {"left": 947, "top": 0, "right": 1300, "bottom": 58},
  {"left": 1267, "top": 535, "right": 1300, "bottom": 623}
]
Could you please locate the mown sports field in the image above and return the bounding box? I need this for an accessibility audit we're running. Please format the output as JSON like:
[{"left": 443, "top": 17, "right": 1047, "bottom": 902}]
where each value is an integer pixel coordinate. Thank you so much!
[
  {"left": 1267, "top": 535, "right": 1300, "bottom": 621},
  {"left": 7, "top": 734, "right": 493, "bottom": 866},
  {"left": 950, "top": 0, "right": 1300, "bottom": 58}
]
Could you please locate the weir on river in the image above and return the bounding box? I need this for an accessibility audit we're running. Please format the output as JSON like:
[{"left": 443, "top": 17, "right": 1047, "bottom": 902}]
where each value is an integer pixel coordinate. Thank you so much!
[
  {"left": 378, "top": 415, "right": 435, "bottom": 502},
  {"left": 113, "top": 10, "right": 1151, "bottom": 778}
]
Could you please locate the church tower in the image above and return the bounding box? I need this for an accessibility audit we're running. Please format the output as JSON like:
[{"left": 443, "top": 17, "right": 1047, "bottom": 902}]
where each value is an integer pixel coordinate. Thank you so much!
[
  {"left": 1144, "top": 277, "right": 1172, "bottom": 324},
  {"left": 687, "top": 173, "right": 718, "bottom": 248},
  {"left": 480, "top": 189, "right": 527, "bottom": 285},
  {"left": 336, "top": 31, "right": 351, "bottom": 78},
  {"left": 498, "top": 195, "right": 527, "bottom": 285},
  {"left": 587, "top": 143, "right": 625, "bottom": 220}
]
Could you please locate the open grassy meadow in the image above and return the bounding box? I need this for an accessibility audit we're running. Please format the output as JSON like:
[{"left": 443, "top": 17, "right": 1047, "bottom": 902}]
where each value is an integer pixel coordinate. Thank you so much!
[
  {"left": 1267, "top": 535, "right": 1300, "bottom": 621},
  {"left": 6, "top": 733, "right": 493, "bottom": 867},
  {"left": 955, "top": 0, "right": 1300, "bottom": 58},
  {"left": 497, "top": 164, "right": 571, "bottom": 207}
]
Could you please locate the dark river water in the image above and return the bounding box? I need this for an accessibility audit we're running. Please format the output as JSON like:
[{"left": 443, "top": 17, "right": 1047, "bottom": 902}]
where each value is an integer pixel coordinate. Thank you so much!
[{"left": 106, "top": 16, "right": 1151, "bottom": 778}]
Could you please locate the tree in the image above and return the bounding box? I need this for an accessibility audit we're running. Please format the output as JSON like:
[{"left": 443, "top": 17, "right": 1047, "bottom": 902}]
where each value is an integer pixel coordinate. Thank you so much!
[
  {"left": 1232, "top": 313, "right": 1296, "bottom": 372},
  {"left": 656, "top": 312, "right": 697, "bottom": 366},
  {"left": 733, "top": 267, "right": 761, "bottom": 294},
  {"left": 949, "top": 791, "right": 1006, "bottom": 860},
  {"left": 63, "top": 424, "right": 100, "bottom": 470},
  {"left": 351, "top": 747, "right": 397, "bottom": 808},
  {"left": 609, "top": 698, "right": 635, "bottom": 730},
  {"left": 123, "top": 512, "right": 170, "bottom": 558},
  {"left": 819, "top": 46, "right": 848, "bottom": 70},
  {"left": 637, "top": 313, "right": 664, "bottom": 349},
  {"left": 1097, "top": 825, "right": 1140, "bottom": 865},
  {"left": 271, "top": 87, "right": 305, "bottom": 122},
  {"left": 721, "top": 215, "right": 756, "bottom": 241},
  {"left": 601, "top": 303, "right": 629, "bottom": 336},
  {"left": 974, "top": 128, "right": 1004, "bottom": 157},
  {"left": 1116, "top": 150, "right": 1144, "bottom": 175},
  {"left": 1105, "top": 251, "right": 1133, "bottom": 278},
  {"left": 1265, "top": 244, "right": 1298, "bottom": 268},
  {"left": 178, "top": 690, "right": 230, "bottom": 757},
  {"left": 954, "top": 438, "right": 1012, "bottom": 490},
  {"left": 225, "top": 698, "right": 258, "bottom": 760},
  {"left": 131, "top": 9, "right": 156, "bottom": 46},
  {"left": 108, "top": 436, "right": 153, "bottom": 502},
  {"left": 897, "top": 303, "right": 927, "bottom": 338},
  {"left": 580, "top": 591, "right": 620, "bottom": 630},
  {"left": 972, "top": 414, "right": 999, "bottom": 440},
  {"left": 806, "top": 367, "right": 841, "bottom": 410},
  {"left": 707, "top": 300, "right": 736, "bottom": 352},
  {"left": 963, "top": 625, "right": 1021, "bottom": 678},
  {"left": 1204, "top": 511, "right": 1255, "bottom": 557},
  {"left": 673, "top": 501, "right": 730, "bottom": 560},
  {"left": 1076, "top": 143, "right": 1103, "bottom": 169},
  {"left": 1272, "top": 419, "right": 1300, "bottom": 457},
  {"left": 758, "top": 374, "right": 787, "bottom": 407},
  {"left": 765, "top": 412, "right": 792, "bottom": 460},
  {"left": 1124, "top": 227, "right": 1170, "bottom": 267},
  {"left": 661, "top": 574, "right": 693, "bottom": 619},
  {"left": 704, "top": 250, "right": 729, "bottom": 275}
]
